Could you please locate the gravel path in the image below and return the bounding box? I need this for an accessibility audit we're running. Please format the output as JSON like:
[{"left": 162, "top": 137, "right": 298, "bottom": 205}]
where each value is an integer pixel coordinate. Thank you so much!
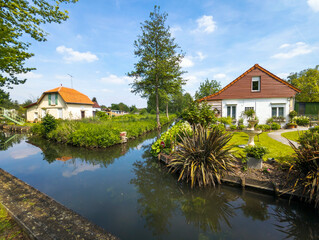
[{"left": 267, "top": 127, "right": 308, "bottom": 147}]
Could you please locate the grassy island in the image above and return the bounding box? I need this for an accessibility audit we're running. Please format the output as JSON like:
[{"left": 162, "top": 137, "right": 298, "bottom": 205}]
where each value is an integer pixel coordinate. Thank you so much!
[{"left": 32, "top": 114, "right": 175, "bottom": 148}]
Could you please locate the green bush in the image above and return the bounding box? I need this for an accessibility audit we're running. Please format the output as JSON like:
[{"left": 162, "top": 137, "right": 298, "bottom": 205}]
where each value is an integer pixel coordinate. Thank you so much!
[
  {"left": 41, "top": 114, "right": 57, "bottom": 135},
  {"left": 230, "top": 125, "right": 237, "bottom": 131},
  {"left": 271, "top": 122, "right": 281, "bottom": 130},
  {"left": 289, "top": 110, "right": 297, "bottom": 120},
  {"left": 266, "top": 118, "right": 273, "bottom": 124},
  {"left": 168, "top": 125, "right": 234, "bottom": 188},
  {"left": 140, "top": 109, "right": 147, "bottom": 115},
  {"left": 150, "top": 109, "right": 156, "bottom": 114},
  {"left": 289, "top": 131, "right": 319, "bottom": 206},
  {"left": 294, "top": 116, "right": 310, "bottom": 126},
  {"left": 151, "top": 121, "right": 192, "bottom": 156},
  {"left": 96, "top": 111, "right": 109, "bottom": 120},
  {"left": 181, "top": 101, "right": 216, "bottom": 127},
  {"left": 257, "top": 124, "right": 271, "bottom": 131},
  {"left": 244, "top": 146, "right": 269, "bottom": 159},
  {"left": 237, "top": 124, "right": 245, "bottom": 130},
  {"left": 219, "top": 117, "right": 232, "bottom": 126}
]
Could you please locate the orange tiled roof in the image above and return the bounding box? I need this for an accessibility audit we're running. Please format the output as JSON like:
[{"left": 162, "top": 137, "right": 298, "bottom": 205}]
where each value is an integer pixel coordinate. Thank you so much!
[
  {"left": 44, "top": 86, "right": 93, "bottom": 105},
  {"left": 198, "top": 64, "right": 301, "bottom": 102}
]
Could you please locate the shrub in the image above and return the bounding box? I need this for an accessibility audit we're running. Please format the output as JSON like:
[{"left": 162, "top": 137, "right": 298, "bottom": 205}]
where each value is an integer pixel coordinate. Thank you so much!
[
  {"left": 150, "top": 109, "right": 156, "bottom": 114},
  {"left": 271, "top": 122, "right": 281, "bottom": 130},
  {"left": 289, "top": 110, "right": 297, "bottom": 120},
  {"left": 230, "top": 125, "right": 237, "bottom": 131},
  {"left": 294, "top": 116, "right": 310, "bottom": 126},
  {"left": 243, "top": 109, "right": 255, "bottom": 120},
  {"left": 238, "top": 118, "right": 244, "bottom": 126},
  {"left": 219, "top": 117, "right": 232, "bottom": 126},
  {"left": 237, "top": 124, "right": 245, "bottom": 130},
  {"left": 181, "top": 101, "right": 217, "bottom": 127},
  {"left": 244, "top": 146, "right": 269, "bottom": 159},
  {"left": 41, "top": 114, "right": 57, "bottom": 135},
  {"left": 168, "top": 125, "right": 234, "bottom": 188},
  {"left": 139, "top": 109, "right": 147, "bottom": 115},
  {"left": 96, "top": 111, "right": 109, "bottom": 120},
  {"left": 257, "top": 124, "right": 271, "bottom": 131},
  {"left": 310, "top": 126, "right": 319, "bottom": 133},
  {"left": 288, "top": 131, "right": 319, "bottom": 206},
  {"left": 151, "top": 121, "right": 192, "bottom": 156},
  {"left": 266, "top": 118, "right": 273, "bottom": 124}
]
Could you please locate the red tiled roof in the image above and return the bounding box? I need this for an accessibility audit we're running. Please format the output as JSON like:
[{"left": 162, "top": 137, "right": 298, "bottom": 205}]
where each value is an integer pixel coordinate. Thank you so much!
[
  {"left": 92, "top": 101, "right": 101, "bottom": 108},
  {"left": 43, "top": 86, "right": 93, "bottom": 105},
  {"left": 198, "top": 64, "right": 301, "bottom": 102},
  {"left": 24, "top": 102, "right": 37, "bottom": 108}
]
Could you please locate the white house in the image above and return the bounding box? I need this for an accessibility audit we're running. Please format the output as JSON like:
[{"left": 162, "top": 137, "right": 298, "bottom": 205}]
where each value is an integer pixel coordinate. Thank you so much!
[
  {"left": 199, "top": 64, "right": 301, "bottom": 125},
  {"left": 25, "top": 86, "right": 94, "bottom": 122}
]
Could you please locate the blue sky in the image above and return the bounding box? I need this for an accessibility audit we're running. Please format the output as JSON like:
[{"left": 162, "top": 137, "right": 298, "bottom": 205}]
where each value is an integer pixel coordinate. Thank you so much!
[{"left": 8, "top": 0, "right": 319, "bottom": 107}]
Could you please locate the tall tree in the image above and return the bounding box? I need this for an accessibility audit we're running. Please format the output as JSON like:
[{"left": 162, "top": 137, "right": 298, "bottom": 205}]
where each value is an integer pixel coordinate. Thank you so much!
[
  {"left": 195, "top": 79, "right": 221, "bottom": 100},
  {"left": 287, "top": 66, "right": 319, "bottom": 102},
  {"left": 128, "top": 6, "right": 186, "bottom": 129},
  {"left": 0, "top": 0, "right": 77, "bottom": 91}
]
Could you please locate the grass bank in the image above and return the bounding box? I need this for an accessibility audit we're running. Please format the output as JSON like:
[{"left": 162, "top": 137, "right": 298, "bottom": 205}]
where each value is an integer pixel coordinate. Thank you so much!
[
  {"left": 228, "top": 132, "right": 294, "bottom": 164},
  {"left": 281, "top": 130, "right": 307, "bottom": 142},
  {"left": 0, "top": 203, "right": 29, "bottom": 239},
  {"left": 32, "top": 114, "right": 176, "bottom": 148}
]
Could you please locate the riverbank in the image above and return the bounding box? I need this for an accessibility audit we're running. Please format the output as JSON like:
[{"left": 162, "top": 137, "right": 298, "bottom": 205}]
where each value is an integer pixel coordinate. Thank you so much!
[
  {"left": 0, "top": 168, "right": 118, "bottom": 240},
  {"left": 32, "top": 114, "right": 176, "bottom": 148}
]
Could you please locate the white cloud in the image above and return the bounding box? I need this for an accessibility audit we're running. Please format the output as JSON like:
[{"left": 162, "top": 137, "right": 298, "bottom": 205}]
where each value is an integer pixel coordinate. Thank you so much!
[
  {"left": 196, "top": 51, "right": 206, "bottom": 61},
  {"left": 18, "top": 72, "right": 43, "bottom": 79},
  {"left": 56, "top": 45, "right": 98, "bottom": 63},
  {"left": 55, "top": 75, "right": 71, "bottom": 80},
  {"left": 194, "top": 15, "right": 216, "bottom": 33},
  {"left": 181, "top": 56, "right": 195, "bottom": 68},
  {"left": 308, "top": 0, "right": 319, "bottom": 12},
  {"left": 213, "top": 73, "right": 226, "bottom": 79},
  {"left": 100, "top": 74, "right": 132, "bottom": 84},
  {"left": 170, "top": 26, "right": 182, "bottom": 36},
  {"left": 272, "top": 42, "right": 314, "bottom": 59},
  {"left": 62, "top": 163, "right": 100, "bottom": 178}
]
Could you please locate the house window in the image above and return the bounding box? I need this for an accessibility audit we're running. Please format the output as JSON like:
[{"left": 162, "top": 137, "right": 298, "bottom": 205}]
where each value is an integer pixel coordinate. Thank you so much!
[
  {"left": 227, "top": 105, "right": 236, "bottom": 118},
  {"left": 48, "top": 93, "right": 58, "bottom": 106},
  {"left": 272, "top": 107, "right": 284, "bottom": 117},
  {"left": 252, "top": 76, "right": 260, "bottom": 92},
  {"left": 245, "top": 107, "right": 254, "bottom": 112}
]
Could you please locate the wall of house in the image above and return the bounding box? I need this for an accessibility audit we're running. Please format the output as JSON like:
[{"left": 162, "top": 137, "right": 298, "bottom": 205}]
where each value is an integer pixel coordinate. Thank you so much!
[
  {"left": 26, "top": 94, "right": 93, "bottom": 121},
  {"left": 221, "top": 98, "right": 292, "bottom": 125}
]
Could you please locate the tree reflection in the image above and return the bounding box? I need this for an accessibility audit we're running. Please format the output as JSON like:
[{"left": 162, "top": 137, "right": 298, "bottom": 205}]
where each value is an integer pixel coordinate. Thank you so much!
[
  {"left": 0, "top": 132, "right": 24, "bottom": 151},
  {"left": 131, "top": 145, "right": 237, "bottom": 237},
  {"left": 273, "top": 205, "right": 319, "bottom": 240},
  {"left": 239, "top": 192, "right": 270, "bottom": 221},
  {"left": 181, "top": 188, "right": 237, "bottom": 233},
  {"left": 131, "top": 146, "right": 180, "bottom": 236}
]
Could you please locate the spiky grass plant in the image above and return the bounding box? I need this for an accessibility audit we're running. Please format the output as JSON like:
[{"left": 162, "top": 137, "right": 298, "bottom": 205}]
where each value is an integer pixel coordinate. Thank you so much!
[
  {"left": 288, "top": 131, "right": 319, "bottom": 207},
  {"left": 168, "top": 125, "right": 234, "bottom": 188}
]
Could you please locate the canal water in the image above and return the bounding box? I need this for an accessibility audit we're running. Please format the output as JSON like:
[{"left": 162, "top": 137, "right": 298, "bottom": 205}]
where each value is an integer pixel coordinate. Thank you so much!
[{"left": 0, "top": 130, "right": 318, "bottom": 240}]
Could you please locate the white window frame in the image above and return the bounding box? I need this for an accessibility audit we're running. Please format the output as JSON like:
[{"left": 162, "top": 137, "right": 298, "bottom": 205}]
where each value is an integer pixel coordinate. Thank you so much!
[
  {"left": 252, "top": 76, "right": 261, "bottom": 92},
  {"left": 271, "top": 104, "right": 285, "bottom": 117},
  {"left": 226, "top": 105, "right": 236, "bottom": 119}
]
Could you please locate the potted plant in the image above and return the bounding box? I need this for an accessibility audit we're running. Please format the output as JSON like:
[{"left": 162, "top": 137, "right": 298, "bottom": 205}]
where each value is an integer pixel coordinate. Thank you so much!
[
  {"left": 243, "top": 109, "right": 258, "bottom": 130},
  {"left": 286, "top": 122, "right": 297, "bottom": 129},
  {"left": 243, "top": 146, "right": 269, "bottom": 169}
]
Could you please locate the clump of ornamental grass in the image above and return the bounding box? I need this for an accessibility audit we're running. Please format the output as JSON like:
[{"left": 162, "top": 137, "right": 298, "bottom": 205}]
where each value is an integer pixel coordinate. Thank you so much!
[
  {"left": 168, "top": 125, "right": 234, "bottom": 188},
  {"left": 288, "top": 131, "right": 319, "bottom": 207}
]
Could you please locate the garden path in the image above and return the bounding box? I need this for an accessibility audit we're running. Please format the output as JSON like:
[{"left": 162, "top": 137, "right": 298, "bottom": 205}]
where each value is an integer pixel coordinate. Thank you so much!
[{"left": 267, "top": 127, "right": 308, "bottom": 147}]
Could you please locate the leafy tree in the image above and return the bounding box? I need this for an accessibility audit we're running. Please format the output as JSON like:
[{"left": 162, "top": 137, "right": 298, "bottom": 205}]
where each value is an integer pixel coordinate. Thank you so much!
[
  {"left": 287, "top": 66, "right": 319, "bottom": 102},
  {"left": 0, "top": 0, "right": 77, "bottom": 92},
  {"left": 130, "top": 105, "right": 138, "bottom": 113},
  {"left": 182, "top": 101, "right": 216, "bottom": 127},
  {"left": 92, "top": 97, "right": 97, "bottom": 102},
  {"left": 195, "top": 79, "right": 221, "bottom": 100},
  {"left": 128, "top": 5, "right": 186, "bottom": 129}
]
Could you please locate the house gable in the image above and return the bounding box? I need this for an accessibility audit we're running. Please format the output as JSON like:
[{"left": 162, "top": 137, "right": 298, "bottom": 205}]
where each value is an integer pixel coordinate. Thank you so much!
[{"left": 199, "top": 64, "right": 301, "bottom": 101}]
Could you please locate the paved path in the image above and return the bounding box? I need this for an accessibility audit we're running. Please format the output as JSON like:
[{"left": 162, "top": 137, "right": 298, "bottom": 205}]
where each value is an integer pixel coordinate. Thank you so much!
[{"left": 267, "top": 127, "right": 309, "bottom": 147}]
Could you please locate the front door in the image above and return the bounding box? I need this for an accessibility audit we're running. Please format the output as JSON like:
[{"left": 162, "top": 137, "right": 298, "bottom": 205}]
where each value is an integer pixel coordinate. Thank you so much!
[{"left": 81, "top": 110, "right": 85, "bottom": 119}]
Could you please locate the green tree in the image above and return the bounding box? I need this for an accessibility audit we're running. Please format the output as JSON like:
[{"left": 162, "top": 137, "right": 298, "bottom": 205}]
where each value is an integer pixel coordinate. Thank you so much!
[
  {"left": 287, "top": 66, "right": 319, "bottom": 102},
  {"left": 195, "top": 79, "right": 221, "bottom": 100},
  {"left": 128, "top": 6, "right": 186, "bottom": 129},
  {"left": 0, "top": 0, "right": 77, "bottom": 91},
  {"left": 91, "top": 97, "right": 97, "bottom": 102}
]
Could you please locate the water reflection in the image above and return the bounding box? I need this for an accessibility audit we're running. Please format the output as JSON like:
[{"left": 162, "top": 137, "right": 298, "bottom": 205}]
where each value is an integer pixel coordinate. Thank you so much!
[{"left": 0, "top": 132, "right": 24, "bottom": 151}]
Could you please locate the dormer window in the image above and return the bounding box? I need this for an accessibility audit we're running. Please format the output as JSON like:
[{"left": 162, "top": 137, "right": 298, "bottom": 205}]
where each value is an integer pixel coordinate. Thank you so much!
[
  {"left": 48, "top": 93, "right": 58, "bottom": 106},
  {"left": 252, "top": 76, "right": 260, "bottom": 92}
]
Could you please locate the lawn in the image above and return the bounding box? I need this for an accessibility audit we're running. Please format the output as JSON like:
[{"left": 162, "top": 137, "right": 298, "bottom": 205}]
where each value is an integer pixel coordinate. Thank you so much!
[
  {"left": 281, "top": 130, "right": 307, "bottom": 142},
  {"left": 228, "top": 132, "right": 295, "bottom": 164},
  {"left": 0, "top": 204, "right": 29, "bottom": 239}
]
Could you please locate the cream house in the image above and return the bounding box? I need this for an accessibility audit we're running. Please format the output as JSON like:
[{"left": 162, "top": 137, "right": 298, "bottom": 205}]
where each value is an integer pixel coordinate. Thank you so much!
[{"left": 25, "top": 86, "right": 94, "bottom": 122}]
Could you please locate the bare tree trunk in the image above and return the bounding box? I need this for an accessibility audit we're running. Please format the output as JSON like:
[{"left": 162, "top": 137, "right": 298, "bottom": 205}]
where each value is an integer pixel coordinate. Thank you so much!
[
  {"left": 155, "top": 75, "right": 161, "bottom": 129},
  {"left": 166, "top": 102, "right": 169, "bottom": 120}
]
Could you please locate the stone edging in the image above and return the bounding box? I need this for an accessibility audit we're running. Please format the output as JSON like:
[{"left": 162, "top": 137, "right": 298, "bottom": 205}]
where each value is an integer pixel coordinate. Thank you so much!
[{"left": 0, "top": 168, "right": 119, "bottom": 240}]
